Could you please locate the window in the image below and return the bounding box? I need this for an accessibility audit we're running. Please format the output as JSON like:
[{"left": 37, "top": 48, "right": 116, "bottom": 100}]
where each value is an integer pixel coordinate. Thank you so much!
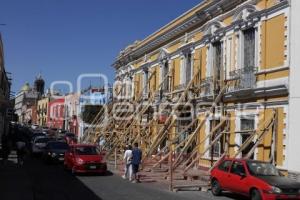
[
  {"left": 218, "top": 160, "right": 232, "bottom": 172},
  {"left": 226, "top": 37, "right": 234, "bottom": 78},
  {"left": 143, "top": 70, "right": 149, "bottom": 96},
  {"left": 240, "top": 28, "right": 257, "bottom": 89},
  {"left": 213, "top": 41, "right": 223, "bottom": 82},
  {"left": 162, "top": 61, "right": 169, "bottom": 92},
  {"left": 247, "top": 161, "right": 280, "bottom": 176},
  {"left": 230, "top": 161, "right": 246, "bottom": 175},
  {"left": 243, "top": 28, "right": 255, "bottom": 69},
  {"left": 75, "top": 146, "right": 99, "bottom": 155},
  {"left": 209, "top": 119, "right": 225, "bottom": 158},
  {"left": 122, "top": 82, "right": 126, "bottom": 97},
  {"left": 185, "top": 53, "right": 192, "bottom": 85},
  {"left": 240, "top": 117, "right": 255, "bottom": 158},
  {"left": 241, "top": 117, "right": 255, "bottom": 130}
]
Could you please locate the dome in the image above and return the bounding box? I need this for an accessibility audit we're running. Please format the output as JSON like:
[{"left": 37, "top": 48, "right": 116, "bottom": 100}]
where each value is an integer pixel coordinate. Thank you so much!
[{"left": 21, "top": 82, "right": 31, "bottom": 92}]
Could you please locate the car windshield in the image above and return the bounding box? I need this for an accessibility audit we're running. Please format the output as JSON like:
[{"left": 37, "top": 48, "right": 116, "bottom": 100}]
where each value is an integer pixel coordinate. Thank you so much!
[
  {"left": 66, "top": 133, "right": 75, "bottom": 137},
  {"left": 74, "top": 146, "right": 98, "bottom": 155},
  {"left": 247, "top": 161, "right": 280, "bottom": 176},
  {"left": 36, "top": 138, "right": 51, "bottom": 143},
  {"left": 48, "top": 142, "right": 69, "bottom": 150}
]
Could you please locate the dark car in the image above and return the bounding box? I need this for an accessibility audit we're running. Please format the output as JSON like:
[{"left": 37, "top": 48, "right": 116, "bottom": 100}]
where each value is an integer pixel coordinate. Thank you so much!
[
  {"left": 64, "top": 133, "right": 76, "bottom": 144},
  {"left": 43, "top": 141, "right": 69, "bottom": 163},
  {"left": 210, "top": 158, "right": 300, "bottom": 200},
  {"left": 30, "top": 132, "right": 46, "bottom": 143}
]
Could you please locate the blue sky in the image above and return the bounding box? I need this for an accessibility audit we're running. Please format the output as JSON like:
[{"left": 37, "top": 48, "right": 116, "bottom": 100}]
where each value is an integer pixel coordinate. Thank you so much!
[{"left": 0, "top": 0, "right": 201, "bottom": 94}]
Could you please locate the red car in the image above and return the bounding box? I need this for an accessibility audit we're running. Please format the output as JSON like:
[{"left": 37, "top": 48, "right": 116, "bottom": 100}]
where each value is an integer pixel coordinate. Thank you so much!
[
  {"left": 210, "top": 158, "right": 300, "bottom": 200},
  {"left": 64, "top": 144, "right": 107, "bottom": 174}
]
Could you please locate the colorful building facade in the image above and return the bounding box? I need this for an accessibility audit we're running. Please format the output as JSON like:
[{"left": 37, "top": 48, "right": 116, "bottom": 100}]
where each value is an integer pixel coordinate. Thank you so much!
[
  {"left": 37, "top": 97, "right": 50, "bottom": 127},
  {"left": 64, "top": 93, "right": 80, "bottom": 135},
  {"left": 47, "top": 98, "right": 65, "bottom": 129},
  {"left": 78, "top": 87, "right": 111, "bottom": 139},
  {"left": 113, "top": 0, "right": 300, "bottom": 175},
  {"left": 0, "top": 34, "right": 11, "bottom": 141}
]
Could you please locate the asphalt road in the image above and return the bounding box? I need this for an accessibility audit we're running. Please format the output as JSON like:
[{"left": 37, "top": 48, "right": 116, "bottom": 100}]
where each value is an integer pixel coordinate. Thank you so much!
[{"left": 0, "top": 153, "right": 246, "bottom": 200}]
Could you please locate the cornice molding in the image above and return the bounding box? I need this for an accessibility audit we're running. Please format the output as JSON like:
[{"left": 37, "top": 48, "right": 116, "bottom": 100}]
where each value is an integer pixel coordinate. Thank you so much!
[
  {"left": 113, "top": 0, "right": 247, "bottom": 69},
  {"left": 114, "top": 0, "right": 289, "bottom": 73}
]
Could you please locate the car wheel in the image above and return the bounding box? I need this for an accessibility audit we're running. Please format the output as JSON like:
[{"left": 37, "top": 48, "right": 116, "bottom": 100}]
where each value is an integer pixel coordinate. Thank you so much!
[
  {"left": 63, "top": 163, "right": 68, "bottom": 171},
  {"left": 71, "top": 166, "right": 76, "bottom": 175},
  {"left": 251, "top": 189, "right": 262, "bottom": 200},
  {"left": 211, "top": 179, "right": 222, "bottom": 196}
]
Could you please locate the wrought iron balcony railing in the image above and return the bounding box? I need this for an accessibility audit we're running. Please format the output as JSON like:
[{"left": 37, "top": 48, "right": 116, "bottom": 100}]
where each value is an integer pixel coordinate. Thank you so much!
[
  {"left": 227, "top": 67, "right": 258, "bottom": 92},
  {"left": 200, "top": 76, "right": 213, "bottom": 96}
]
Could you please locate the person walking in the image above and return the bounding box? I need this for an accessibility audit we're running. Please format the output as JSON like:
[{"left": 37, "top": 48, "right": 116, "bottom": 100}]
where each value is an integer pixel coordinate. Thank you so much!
[
  {"left": 1, "top": 133, "right": 10, "bottom": 164},
  {"left": 122, "top": 145, "right": 133, "bottom": 181},
  {"left": 132, "top": 143, "right": 142, "bottom": 183},
  {"left": 15, "top": 132, "right": 27, "bottom": 165}
]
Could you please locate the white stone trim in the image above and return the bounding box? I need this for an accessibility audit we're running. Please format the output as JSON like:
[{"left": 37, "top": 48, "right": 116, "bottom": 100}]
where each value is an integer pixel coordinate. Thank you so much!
[
  {"left": 179, "top": 55, "right": 184, "bottom": 85},
  {"left": 225, "top": 35, "right": 234, "bottom": 79},
  {"left": 170, "top": 54, "right": 180, "bottom": 60},
  {"left": 282, "top": 105, "right": 288, "bottom": 169},
  {"left": 204, "top": 118, "right": 210, "bottom": 158},
  {"left": 261, "top": 7, "right": 289, "bottom": 21},
  {"left": 235, "top": 111, "right": 241, "bottom": 157},
  {"left": 256, "top": 77, "right": 289, "bottom": 88},
  {"left": 194, "top": 44, "right": 205, "bottom": 50},
  {"left": 254, "top": 24, "right": 260, "bottom": 69},
  {"left": 149, "top": 63, "right": 159, "bottom": 69},
  {"left": 284, "top": 8, "right": 290, "bottom": 67},
  {"left": 191, "top": 52, "right": 195, "bottom": 78},
  {"left": 237, "top": 30, "right": 243, "bottom": 69},
  {"left": 206, "top": 44, "right": 212, "bottom": 77},
  {"left": 234, "top": 32, "right": 239, "bottom": 71}
]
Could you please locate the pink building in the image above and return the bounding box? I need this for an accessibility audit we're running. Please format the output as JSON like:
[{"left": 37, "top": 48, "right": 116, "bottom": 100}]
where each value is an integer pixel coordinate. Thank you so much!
[{"left": 47, "top": 98, "right": 65, "bottom": 129}]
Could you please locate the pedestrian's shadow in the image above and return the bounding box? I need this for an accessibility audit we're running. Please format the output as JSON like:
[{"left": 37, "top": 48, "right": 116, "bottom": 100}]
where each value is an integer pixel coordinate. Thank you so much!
[{"left": 76, "top": 170, "right": 114, "bottom": 177}]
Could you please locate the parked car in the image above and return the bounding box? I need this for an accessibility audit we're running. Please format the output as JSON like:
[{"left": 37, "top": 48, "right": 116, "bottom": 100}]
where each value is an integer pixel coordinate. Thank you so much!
[
  {"left": 31, "top": 137, "right": 53, "bottom": 154},
  {"left": 42, "top": 126, "right": 49, "bottom": 134},
  {"left": 43, "top": 141, "right": 69, "bottom": 163},
  {"left": 48, "top": 128, "right": 58, "bottom": 137},
  {"left": 64, "top": 133, "right": 76, "bottom": 144},
  {"left": 31, "top": 124, "right": 39, "bottom": 130},
  {"left": 30, "top": 132, "right": 46, "bottom": 144},
  {"left": 210, "top": 158, "right": 300, "bottom": 200},
  {"left": 64, "top": 144, "right": 107, "bottom": 174}
]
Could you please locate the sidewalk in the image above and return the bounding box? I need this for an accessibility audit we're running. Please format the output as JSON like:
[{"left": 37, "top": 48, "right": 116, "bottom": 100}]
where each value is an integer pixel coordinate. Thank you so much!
[
  {"left": 0, "top": 151, "right": 35, "bottom": 200},
  {"left": 106, "top": 159, "right": 210, "bottom": 192}
]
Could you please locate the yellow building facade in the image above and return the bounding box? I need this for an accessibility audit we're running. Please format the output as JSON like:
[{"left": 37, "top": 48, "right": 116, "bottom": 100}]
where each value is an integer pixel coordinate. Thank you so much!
[
  {"left": 37, "top": 97, "right": 49, "bottom": 127},
  {"left": 112, "top": 0, "right": 300, "bottom": 175}
]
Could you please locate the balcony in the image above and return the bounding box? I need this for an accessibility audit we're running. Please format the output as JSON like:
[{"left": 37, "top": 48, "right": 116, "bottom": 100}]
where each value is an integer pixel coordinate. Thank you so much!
[
  {"left": 201, "top": 76, "right": 213, "bottom": 96},
  {"left": 227, "top": 67, "right": 258, "bottom": 92},
  {"left": 223, "top": 66, "right": 288, "bottom": 101}
]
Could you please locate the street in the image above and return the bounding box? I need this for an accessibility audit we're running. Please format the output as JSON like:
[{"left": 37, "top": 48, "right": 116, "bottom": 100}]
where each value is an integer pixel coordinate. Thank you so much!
[{"left": 0, "top": 152, "right": 245, "bottom": 200}]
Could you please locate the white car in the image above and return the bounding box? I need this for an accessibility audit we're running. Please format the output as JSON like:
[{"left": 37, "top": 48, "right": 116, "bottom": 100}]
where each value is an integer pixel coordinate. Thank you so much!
[
  {"left": 31, "top": 137, "right": 52, "bottom": 154},
  {"left": 31, "top": 124, "right": 39, "bottom": 130}
]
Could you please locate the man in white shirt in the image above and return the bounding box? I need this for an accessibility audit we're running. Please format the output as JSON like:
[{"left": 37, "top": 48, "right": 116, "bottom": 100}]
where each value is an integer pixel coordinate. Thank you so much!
[{"left": 122, "top": 145, "right": 133, "bottom": 181}]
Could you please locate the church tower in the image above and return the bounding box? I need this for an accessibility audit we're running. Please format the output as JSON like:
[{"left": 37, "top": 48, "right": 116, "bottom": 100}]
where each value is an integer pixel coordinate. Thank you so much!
[{"left": 34, "top": 73, "right": 45, "bottom": 96}]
